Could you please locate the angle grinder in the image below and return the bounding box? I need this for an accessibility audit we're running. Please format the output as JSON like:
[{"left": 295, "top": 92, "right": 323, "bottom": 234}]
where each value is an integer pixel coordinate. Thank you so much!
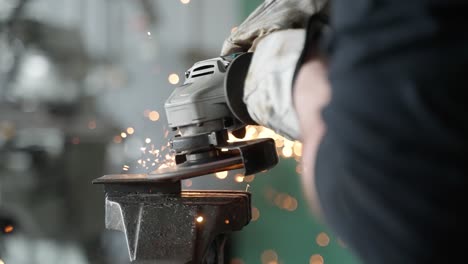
[
  {"left": 92, "top": 53, "right": 279, "bottom": 263},
  {"left": 95, "top": 52, "right": 278, "bottom": 184}
]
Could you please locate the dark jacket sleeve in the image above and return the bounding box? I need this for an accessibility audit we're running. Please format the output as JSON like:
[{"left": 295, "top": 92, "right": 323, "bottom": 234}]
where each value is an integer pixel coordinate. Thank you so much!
[{"left": 311, "top": 1, "right": 468, "bottom": 263}]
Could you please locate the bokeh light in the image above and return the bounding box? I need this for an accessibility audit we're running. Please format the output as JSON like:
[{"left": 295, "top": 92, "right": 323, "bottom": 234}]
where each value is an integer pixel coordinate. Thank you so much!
[
  {"left": 316, "top": 232, "right": 330, "bottom": 247},
  {"left": 293, "top": 142, "right": 303, "bottom": 156},
  {"left": 252, "top": 207, "right": 260, "bottom": 221},
  {"left": 149, "top": 111, "right": 160, "bottom": 121},
  {"left": 4, "top": 225, "right": 14, "bottom": 233},
  {"left": 215, "top": 171, "right": 228, "bottom": 179},
  {"left": 168, "top": 73, "right": 180, "bottom": 84},
  {"left": 261, "top": 249, "right": 278, "bottom": 264},
  {"left": 282, "top": 146, "right": 293, "bottom": 157},
  {"left": 235, "top": 174, "right": 244, "bottom": 183},
  {"left": 309, "top": 254, "right": 324, "bottom": 264}
]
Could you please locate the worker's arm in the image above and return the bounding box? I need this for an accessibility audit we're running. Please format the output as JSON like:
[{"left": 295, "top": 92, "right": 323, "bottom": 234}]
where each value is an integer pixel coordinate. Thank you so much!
[
  {"left": 222, "top": 1, "right": 331, "bottom": 215},
  {"left": 293, "top": 55, "right": 329, "bottom": 218},
  {"left": 235, "top": 11, "right": 329, "bottom": 141}
]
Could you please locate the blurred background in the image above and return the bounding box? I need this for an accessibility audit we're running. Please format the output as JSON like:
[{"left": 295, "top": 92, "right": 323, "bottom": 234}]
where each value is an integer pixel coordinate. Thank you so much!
[{"left": 0, "top": 0, "right": 360, "bottom": 263}]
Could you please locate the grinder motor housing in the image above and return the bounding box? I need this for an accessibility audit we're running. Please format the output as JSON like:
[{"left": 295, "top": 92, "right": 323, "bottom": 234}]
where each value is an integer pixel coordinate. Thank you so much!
[{"left": 165, "top": 53, "right": 254, "bottom": 138}]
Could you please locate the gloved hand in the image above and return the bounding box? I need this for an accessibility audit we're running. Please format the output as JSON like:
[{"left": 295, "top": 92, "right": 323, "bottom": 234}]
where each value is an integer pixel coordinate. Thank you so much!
[
  {"left": 220, "top": 0, "right": 328, "bottom": 56},
  {"left": 242, "top": 29, "right": 306, "bottom": 140},
  {"left": 243, "top": 29, "right": 330, "bottom": 217}
]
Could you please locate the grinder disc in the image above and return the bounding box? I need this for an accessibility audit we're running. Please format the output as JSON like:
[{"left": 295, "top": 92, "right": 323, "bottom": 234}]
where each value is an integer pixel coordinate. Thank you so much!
[{"left": 93, "top": 155, "right": 243, "bottom": 184}]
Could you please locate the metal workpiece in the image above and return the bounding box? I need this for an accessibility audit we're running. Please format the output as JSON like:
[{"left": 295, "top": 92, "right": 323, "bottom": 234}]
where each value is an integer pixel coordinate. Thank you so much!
[
  {"left": 95, "top": 178, "right": 251, "bottom": 264},
  {"left": 170, "top": 136, "right": 278, "bottom": 178}
]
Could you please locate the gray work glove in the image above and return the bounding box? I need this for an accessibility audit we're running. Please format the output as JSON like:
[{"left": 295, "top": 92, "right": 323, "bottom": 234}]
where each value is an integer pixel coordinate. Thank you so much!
[
  {"left": 220, "top": 0, "right": 328, "bottom": 56},
  {"left": 243, "top": 29, "right": 306, "bottom": 140}
]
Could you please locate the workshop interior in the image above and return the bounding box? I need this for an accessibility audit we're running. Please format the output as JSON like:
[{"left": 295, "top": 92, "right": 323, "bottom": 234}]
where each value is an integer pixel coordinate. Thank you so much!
[{"left": 0, "top": 0, "right": 359, "bottom": 263}]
